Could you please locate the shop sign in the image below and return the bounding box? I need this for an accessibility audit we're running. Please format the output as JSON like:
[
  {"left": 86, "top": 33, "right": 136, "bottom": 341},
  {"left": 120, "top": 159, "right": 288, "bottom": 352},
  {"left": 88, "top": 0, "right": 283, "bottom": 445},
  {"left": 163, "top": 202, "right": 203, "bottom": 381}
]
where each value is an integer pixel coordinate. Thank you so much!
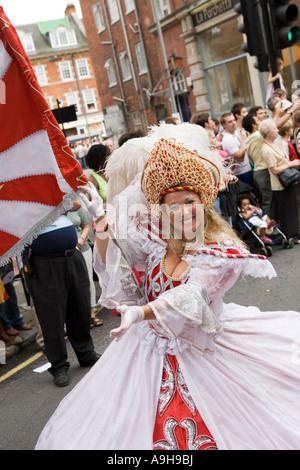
[{"left": 191, "top": 0, "right": 239, "bottom": 26}]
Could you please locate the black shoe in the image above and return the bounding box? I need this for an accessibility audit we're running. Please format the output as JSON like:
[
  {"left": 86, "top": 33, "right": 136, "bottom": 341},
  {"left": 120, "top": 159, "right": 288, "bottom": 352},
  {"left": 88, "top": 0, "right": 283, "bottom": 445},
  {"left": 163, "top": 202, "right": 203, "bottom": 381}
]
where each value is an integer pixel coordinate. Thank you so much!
[
  {"left": 79, "top": 352, "right": 101, "bottom": 367},
  {"left": 53, "top": 370, "right": 69, "bottom": 387}
]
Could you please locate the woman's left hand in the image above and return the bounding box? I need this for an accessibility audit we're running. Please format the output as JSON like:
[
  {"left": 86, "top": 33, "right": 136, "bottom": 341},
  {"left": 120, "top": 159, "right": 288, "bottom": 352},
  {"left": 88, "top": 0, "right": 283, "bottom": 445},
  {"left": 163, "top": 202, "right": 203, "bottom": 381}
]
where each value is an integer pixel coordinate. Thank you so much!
[{"left": 110, "top": 305, "right": 144, "bottom": 341}]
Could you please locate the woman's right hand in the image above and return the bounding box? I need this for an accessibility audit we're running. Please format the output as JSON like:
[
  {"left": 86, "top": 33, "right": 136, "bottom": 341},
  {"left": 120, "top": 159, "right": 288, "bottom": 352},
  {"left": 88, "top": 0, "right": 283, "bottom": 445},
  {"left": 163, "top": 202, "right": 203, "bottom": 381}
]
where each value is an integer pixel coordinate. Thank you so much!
[
  {"left": 290, "top": 159, "right": 300, "bottom": 168},
  {"left": 110, "top": 305, "right": 145, "bottom": 341},
  {"left": 78, "top": 181, "right": 105, "bottom": 221}
]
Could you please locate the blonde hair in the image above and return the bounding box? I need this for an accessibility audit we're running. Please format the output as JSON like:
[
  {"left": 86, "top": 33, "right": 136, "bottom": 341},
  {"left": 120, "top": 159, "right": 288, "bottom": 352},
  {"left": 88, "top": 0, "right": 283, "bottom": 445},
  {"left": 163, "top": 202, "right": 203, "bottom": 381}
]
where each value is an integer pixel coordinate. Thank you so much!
[
  {"left": 204, "top": 206, "right": 244, "bottom": 245},
  {"left": 162, "top": 203, "right": 245, "bottom": 256},
  {"left": 278, "top": 120, "right": 293, "bottom": 137},
  {"left": 293, "top": 110, "right": 300, "bottom": 128}
]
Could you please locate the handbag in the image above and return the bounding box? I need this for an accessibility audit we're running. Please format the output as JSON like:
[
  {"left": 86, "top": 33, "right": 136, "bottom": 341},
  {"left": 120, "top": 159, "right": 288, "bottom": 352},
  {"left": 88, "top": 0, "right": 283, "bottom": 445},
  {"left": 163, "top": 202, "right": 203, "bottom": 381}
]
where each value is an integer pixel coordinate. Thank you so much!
[{"left": 278, "top": 167, "right": 300, "bottom": 187}]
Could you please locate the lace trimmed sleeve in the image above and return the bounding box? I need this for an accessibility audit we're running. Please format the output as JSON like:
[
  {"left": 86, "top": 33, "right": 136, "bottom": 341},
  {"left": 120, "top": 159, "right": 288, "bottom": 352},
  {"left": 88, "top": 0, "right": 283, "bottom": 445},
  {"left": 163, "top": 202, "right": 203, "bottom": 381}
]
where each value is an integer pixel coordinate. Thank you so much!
[
  {"left": 93, "top": 218, "right": 166, "bottom": 309},
  {"left": 148, "top": 278, "right": 222, "bottom": 353},
  {"left": 184, "top": 240, "right": 277, "bottom": 305}
]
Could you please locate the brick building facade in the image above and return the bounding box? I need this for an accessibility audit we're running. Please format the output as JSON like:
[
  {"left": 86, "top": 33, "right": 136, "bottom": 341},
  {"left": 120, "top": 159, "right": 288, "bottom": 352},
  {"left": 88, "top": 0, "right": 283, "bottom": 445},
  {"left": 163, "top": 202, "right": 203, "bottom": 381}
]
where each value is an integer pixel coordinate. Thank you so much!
[
  {"left": 16, "top": 4, "right": 105, "bottom": 144},
  {"left": 79, "top": 0, "right": 196, "bottom": 140},
  {"left": 79, "top": 0, "right": 300, "bottom": 143}
]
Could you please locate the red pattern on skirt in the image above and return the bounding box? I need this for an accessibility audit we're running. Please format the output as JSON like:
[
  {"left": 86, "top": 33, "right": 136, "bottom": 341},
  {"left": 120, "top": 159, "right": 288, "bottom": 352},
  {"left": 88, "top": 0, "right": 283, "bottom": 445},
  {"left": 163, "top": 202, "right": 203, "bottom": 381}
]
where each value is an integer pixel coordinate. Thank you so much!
[{"left": 153, "top": 354, "right": 218, "bottom": 450}]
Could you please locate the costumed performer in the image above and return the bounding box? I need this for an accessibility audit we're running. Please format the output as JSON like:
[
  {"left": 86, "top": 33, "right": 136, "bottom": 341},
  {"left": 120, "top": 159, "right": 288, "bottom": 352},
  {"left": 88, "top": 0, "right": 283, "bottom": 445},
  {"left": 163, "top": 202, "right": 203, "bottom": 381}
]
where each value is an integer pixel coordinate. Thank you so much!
[{"left": 35, "top": 124, "right": 300, "bottom": 450}]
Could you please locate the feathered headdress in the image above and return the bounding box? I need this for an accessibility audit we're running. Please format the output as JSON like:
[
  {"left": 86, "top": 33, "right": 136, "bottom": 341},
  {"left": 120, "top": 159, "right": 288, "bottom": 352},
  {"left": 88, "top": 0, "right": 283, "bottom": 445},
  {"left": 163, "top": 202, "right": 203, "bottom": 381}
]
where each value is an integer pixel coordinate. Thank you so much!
[
  {"left": 105, "top": 123, "right": 223, "bottom": 204},
  {"left": 141, "top": 137, "right": 221, "bottom": 206}
]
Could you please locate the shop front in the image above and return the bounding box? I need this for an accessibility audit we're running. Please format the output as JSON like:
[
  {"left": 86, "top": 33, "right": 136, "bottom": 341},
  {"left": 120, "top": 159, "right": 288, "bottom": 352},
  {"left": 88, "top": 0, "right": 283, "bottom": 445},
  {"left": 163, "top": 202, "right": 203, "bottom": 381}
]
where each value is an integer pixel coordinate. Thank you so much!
[{"left": 184, "top": 0, "right": 299, "bottom": 116}]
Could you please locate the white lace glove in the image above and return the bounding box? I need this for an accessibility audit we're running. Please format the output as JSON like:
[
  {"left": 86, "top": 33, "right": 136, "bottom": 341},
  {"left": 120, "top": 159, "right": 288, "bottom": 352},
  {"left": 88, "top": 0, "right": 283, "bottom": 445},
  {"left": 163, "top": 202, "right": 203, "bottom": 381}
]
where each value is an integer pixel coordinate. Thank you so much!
[
  {"left": 78, "top": 181, "right": 105, "bottom": 222},
  {"left": 110, "top": 305, "right": 145, "bottom": 341}
]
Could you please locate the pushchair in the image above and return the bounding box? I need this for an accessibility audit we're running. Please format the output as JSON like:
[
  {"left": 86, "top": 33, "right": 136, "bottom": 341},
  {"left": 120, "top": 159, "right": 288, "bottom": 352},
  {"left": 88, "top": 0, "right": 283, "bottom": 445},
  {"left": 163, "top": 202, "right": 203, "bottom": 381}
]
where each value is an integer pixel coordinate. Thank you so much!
[{"left": 234, "top": 192, "right": 294, "bottom": 257}]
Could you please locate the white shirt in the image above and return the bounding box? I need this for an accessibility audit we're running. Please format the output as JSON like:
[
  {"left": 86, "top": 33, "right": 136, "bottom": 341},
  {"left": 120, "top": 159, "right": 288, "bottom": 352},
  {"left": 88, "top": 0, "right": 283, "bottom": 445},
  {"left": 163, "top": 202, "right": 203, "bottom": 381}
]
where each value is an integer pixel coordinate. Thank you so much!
[{"left": 222, "top": 131, "right": 251, "bottom": 176}]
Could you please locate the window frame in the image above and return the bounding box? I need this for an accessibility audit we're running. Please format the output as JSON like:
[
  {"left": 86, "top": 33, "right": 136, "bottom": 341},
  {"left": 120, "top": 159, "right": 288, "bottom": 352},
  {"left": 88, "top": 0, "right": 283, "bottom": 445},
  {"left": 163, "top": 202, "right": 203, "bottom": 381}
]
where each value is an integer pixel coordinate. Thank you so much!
[
  {"left": 65, "top": 91, "right": 81, "bottom": 114},
  {"left": 82, "top": 88, "right": 98, "bottom": 113},
  {"left": 155, "top": 0, "right": 171, "bottom": 19},
  {"left": 107, "top": 0, "right": 120, "bottom": 24},
  {"left": 172, "top": 69, "right": 187, "bottom": 93},
  {"left": 92, "top": 2, "right": 106, "bottom": 33},
  {"left": 104, "top": 58, "right": 117, "bottom": 87},
  {"left": 59, "top": 61, "right": 74, "bottom": 82},
  {"left": 76, "top": 58, "right": 91, "bottom": 79},
  {"left": 49, "top": 27, "right": 77, "bottom": 49},
  {"left": 35, "top": 64, "right": 48, "bottom": 86},
  {"left": 17, "top": 30, "right": 35, "bottom": 53},
  {"left": 135, "top": 42, "right": 148, "bottom": 75},
  {"left": 119, "top": 51, "right": 132, "bottom": 81},
  {"left": 124, "top": 0, "right": 135, "bottom": 14},
  {"left": 44, "top": 96, "right": 54, "bottom": 109}
]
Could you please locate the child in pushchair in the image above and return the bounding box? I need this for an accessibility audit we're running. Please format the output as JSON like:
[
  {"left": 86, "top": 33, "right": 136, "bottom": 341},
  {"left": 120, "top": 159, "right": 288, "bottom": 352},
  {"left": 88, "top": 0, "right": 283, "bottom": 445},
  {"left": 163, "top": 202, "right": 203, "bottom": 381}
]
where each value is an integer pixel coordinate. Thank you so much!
[{"left": 238, "top": 195, "right": 276, "bottom": 245}]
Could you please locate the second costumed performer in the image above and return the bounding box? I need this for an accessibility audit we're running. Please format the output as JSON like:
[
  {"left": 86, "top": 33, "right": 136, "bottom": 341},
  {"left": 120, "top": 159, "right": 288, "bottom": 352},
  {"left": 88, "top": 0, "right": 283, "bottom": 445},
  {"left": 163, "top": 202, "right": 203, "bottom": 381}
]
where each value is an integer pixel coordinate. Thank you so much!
[{"left": 35, "top": 124, "right": 300, "bottom": 450}]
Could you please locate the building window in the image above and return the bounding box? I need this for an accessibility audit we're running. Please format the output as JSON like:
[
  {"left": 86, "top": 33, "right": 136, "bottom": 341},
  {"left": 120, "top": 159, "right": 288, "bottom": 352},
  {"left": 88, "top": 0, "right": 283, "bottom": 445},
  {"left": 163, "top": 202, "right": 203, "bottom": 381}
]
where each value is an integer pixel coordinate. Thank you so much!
[
  {"left": 104, "top": 58, "right": 117, "bottom": 87},
  {"left": 59, "top": 61, "right": 74, "bottom": 81},
  {"left": 83, "top": 89, "right": 97, "bottom": 112},
  {"left": 132, "top": 111, "right": 142, "bottom": 130},
  {"left": 65, "top": 92, "right": 81, "bottom": 114},
  {"left": 35, "top": 65, "right": 48, "bottom": 86},
  {"left": 135, "top": 42, "right": 148, "bottom": 75},
  {"left": 155, "top": 0, "right": 171, "bottom": 18},
  {"left": 77, "top": 126, "right": 87, "bottom": 135},
  {"left": 17, "top": 30, "right": 35, "bottom": 52},
  {"left": 107, "top": 0, "right": 120, "bottom": 24},
  {"left": 119, "top": 51, "right": 132, "bottom": 81},
  {"left": 93, "top": 3, "right": 105, "bottom": 33},
  {"left": 198, "top": 17, "right": 254, "bottom": 115},
  {"left": 76, "top": 58, "right": 90, "bottom": 78},
  {"left": 49, "top": 27, "right": 77, "bottom": 48},
  {"left": 172, "top": 69, "right": 186, "bottom": 93},
  {"left": 44, "top": 96, "right": 54, "bottom": 109},
  {"left": 124, "top": 0, "right": 135, "bottom": 13}
]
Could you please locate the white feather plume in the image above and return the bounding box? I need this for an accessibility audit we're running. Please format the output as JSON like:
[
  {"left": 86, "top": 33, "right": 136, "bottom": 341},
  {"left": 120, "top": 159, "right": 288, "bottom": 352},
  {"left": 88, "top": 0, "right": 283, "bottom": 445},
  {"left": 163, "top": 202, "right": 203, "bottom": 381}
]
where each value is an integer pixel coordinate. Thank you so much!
[{"left": 105, "top": 123, "right": 223, "bottom": 203}]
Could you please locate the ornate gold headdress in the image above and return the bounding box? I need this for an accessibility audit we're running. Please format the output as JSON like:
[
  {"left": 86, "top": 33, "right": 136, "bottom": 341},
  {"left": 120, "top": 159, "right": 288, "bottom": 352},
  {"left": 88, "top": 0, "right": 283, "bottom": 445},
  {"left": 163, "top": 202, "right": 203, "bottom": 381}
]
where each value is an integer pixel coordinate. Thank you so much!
[{"left": 141, "top": 137, "right": 221, "bottom": 207}]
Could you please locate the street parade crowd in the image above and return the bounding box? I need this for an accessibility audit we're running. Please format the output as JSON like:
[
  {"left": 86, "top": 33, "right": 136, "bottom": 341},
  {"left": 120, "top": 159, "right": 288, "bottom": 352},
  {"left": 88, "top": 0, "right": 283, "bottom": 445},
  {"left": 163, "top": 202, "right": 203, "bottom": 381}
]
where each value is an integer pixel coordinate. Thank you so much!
[{"left": 1, "top": 76, "right": 300, "bottom": 450}]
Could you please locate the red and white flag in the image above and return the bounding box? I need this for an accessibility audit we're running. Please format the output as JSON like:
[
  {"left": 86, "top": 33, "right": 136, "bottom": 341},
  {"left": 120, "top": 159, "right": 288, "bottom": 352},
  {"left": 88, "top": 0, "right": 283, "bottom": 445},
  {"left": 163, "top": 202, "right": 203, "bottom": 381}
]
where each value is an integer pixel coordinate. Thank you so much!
[{"left": 0, "top": 8, "right": 88, "bottom": 266}]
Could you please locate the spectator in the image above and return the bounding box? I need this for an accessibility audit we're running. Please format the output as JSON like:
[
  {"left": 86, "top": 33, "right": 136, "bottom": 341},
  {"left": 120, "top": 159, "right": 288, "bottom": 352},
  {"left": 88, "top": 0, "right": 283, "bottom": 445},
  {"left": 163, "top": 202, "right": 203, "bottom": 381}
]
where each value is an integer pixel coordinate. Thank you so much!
[
  {"left": 221, "top": 112, "right": 253, "bottom": 186},
  {"left": 243, "top": 114, "right": 276, "bottom": 220},
  {"left": 0, "top": 280, "right": 24, "bottom": 354},
  {"left": 0, "top": 316, "right": 25, "bottom": 354},
  {"left": 211, "top": 117, "right": 221, "bottom": 137},
  {"left": 0, "top": 259, "right": 32, "bottom": 336},
  {"left": 164, "top": 116, "right": 180, "bottom": 125},
  {"left": 86, "top": 144, "right": 110, "bottom": 202},
  {"left": 190, "top": 112, "right": 215, "bottom": 131},
  {"left": 268, "top": 97, "right": 300, "bottom": 129},
  {"left": 118, "top": 130, "right": 144, "bottom": 147},
  {"left": 104, "top": 138, "right": 115, "bottom": 154},
  {"left": 74, "top": 141, "right": 86, "bottom": 170},
  {"left": 272, "top": 88, "right": 287, "bottom": 102},
  {"left": 231, "top": 103, "right": 248, "bottom": 131},
  {"left": 288, "top": 92, "right": 300, "bottom": 106},
  {"left": 266, "top": 58, "right": 286, "bottom": 103},
  {"left": 292, "top": 110, "right": 300, "bottom": 231},
  {"left": 260, "top": 119, "right": 300, "bottom": 244},
  {"left": 278, "top": 121, "right": 299, "bottom": 161},
  {"left": 67, "top": 200, "right": 103, "bottom": 328},
  {"left": 191, "top": 112, "right": 222, "bottom": 151},
  {"left": 293, "top": 109, "right": 300, "bottom": 155},
  {"left": 249, "top": 106, "right": 267, "bottom": 122},
  {"left": 238, "top": 195, "right": 275, "bottom": 245},
  {"left": 22, "top": 214, "right": 100, "bottom": 387}
]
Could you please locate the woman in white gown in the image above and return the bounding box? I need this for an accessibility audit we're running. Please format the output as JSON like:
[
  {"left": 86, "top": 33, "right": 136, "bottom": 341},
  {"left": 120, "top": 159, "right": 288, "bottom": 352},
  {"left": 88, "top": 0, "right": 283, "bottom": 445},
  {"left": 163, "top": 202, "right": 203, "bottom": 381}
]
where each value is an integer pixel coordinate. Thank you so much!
[{"left": 35, "top": 125, "right": 300, "bottom": 450}]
